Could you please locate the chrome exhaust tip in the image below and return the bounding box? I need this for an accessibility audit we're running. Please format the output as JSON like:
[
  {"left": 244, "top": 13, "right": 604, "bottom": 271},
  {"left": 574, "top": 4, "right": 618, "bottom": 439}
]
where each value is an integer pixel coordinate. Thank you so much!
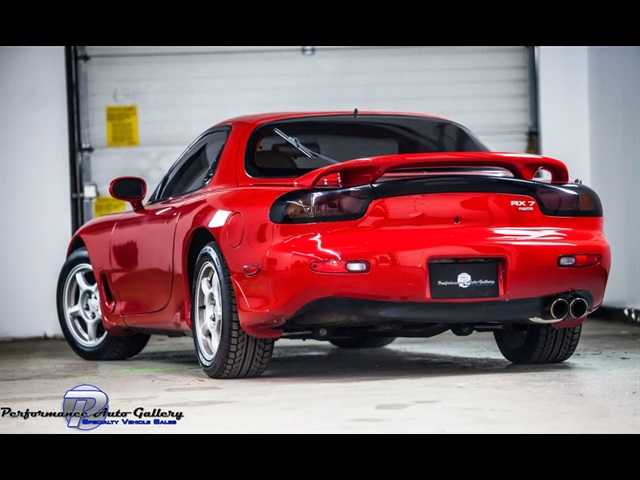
[
  {"left": 549, "top": 297, "right": 570, "bottom": 319},
  {"left": 569, "top": 297, "right": 589, "bottom": 318}
]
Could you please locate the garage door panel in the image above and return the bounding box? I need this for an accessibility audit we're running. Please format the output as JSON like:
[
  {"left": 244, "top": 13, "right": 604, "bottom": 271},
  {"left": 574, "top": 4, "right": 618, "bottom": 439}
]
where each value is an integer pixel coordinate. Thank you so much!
[
  {"left": 90, "top": 146, "right": 183, "bottom": 199},
  {"left": 83, "top": 46, "right": 531, "bottom": 209}
]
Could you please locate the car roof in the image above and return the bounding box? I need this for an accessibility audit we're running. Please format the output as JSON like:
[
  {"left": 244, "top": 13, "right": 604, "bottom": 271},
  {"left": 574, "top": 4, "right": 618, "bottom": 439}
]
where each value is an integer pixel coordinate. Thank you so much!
[{"left": 211, "top": 110, "right": 451, "bottom": 128}]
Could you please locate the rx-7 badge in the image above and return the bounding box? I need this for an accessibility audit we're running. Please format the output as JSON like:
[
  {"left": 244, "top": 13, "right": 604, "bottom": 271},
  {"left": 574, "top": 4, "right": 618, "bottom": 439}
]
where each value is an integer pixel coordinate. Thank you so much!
[{"left": 511, "top": 200, "right": 536, "bottom": 211}]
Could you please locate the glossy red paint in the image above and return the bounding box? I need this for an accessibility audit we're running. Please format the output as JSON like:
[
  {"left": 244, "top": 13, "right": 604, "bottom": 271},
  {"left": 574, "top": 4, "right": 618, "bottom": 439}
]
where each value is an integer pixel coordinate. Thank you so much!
[
  {"left": 58, "top": 111, "right": 612, "bottom": 377},
  {"left": 263, "top": 204, "right": 609, "bottom": 314}
]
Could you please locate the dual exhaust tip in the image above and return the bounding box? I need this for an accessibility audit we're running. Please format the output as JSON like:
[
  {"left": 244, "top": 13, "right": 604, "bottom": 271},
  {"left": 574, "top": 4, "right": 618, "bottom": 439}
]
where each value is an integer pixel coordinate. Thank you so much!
[{"left": 549, "top": 296, "right": 589, "bottom": 320}]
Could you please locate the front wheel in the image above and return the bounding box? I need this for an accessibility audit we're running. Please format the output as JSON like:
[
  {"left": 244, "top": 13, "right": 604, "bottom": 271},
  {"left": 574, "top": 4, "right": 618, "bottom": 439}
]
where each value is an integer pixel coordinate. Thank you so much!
[
  {"left": 191, "top": 241, "right": 274, "bottom": 379},
  {"left": 493, "top": 324, "right": 582, "bottom": 364},
  {"left": 57, "top": 247, "right": 150, "bottom": 360}
]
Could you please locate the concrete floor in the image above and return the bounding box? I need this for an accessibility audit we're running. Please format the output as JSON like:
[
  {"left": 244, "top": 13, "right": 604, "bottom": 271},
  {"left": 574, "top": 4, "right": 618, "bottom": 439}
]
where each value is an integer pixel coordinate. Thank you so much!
[{"left": 1, "top": 318, "right": 638, "bottom": 434}]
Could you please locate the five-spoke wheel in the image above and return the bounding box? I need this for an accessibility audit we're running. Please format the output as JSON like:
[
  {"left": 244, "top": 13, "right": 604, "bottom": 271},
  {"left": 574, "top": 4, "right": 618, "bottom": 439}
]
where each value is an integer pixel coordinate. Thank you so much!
[
  {"left": 57, "top": 248, "right": 149, "bottom": 360},
  {"left": 191, "top": 241, "right": 274, "bottom": 378},
  {"left": 61, "top": 262, "right": 106, "bottom": 348}
]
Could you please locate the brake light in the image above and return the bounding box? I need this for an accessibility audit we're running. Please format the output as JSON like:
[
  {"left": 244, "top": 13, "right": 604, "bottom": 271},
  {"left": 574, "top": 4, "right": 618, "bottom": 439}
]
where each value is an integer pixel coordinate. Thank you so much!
[{"left": 269, "top": 186, "right": 374, "bottom": 224}]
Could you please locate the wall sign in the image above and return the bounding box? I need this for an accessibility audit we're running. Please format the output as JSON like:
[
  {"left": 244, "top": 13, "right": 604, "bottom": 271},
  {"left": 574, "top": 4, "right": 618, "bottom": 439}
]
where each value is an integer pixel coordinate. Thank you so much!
[
  {"left": 106, "top": 105, "right": 139, "bottom": 147},
  {"left": 94, "top": 196, "right": 126, "bottom": 218}
]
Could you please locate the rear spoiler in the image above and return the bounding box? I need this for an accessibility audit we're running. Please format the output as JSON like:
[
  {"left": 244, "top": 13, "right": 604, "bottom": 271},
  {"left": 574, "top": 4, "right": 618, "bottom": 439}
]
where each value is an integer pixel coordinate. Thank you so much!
[{"left": 294, "top": 152, "right": 570, "bottom": 188}]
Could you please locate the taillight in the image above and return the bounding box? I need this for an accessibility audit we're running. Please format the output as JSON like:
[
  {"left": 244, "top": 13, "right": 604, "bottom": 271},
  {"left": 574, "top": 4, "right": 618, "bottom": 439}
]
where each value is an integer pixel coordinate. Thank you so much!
[
  {"left": 269, "top": 186, "right": 374, "bottom": 224},
  {"left": 535, "top": 184, "right": 603, "bottom": 216}
]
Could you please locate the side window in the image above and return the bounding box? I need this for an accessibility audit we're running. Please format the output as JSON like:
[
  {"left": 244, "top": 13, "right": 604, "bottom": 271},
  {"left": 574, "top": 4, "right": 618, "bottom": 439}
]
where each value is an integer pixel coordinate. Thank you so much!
[{"left": 155, "top": 129, "right": 228, "bottom": 201}]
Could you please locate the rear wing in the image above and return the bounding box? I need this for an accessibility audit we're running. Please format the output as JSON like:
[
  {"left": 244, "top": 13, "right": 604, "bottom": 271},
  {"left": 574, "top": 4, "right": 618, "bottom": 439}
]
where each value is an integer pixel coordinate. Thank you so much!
[{"left": 294, "top": 152, "right": 570, "bottom": 189}]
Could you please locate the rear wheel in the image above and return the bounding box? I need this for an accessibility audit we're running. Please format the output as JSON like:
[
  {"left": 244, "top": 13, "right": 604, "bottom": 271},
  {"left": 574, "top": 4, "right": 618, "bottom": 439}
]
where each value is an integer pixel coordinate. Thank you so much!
[
  {"left": 330, "top": 337, "right": 396, "bottom": 349},
  {"left": 191, "top": 241, "right": 274, "bottom": 379},
  {"left": 57, "top": 248, "right": 150, "bottom": 360},
  {"left": 493, "top": 324, "right": 582, "bottom": 364}
]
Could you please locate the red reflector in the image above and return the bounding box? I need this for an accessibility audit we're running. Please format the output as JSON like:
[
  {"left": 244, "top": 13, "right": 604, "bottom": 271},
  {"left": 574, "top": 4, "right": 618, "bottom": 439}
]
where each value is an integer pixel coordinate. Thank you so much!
[
  {"left": 243, "top": 264, "right": 262, "bottom": 276},
  {"left": 310, "top": 260, "right": 370, "bottom": 273},
  {"left": 557, "top": 254, "right": 602, "bottom": 267}
]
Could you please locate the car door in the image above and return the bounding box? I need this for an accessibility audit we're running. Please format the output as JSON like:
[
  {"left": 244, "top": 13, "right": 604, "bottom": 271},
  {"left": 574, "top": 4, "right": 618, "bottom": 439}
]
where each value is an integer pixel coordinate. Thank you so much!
[{"left": 109, "top": 128, "right": 229, "bottom": 315}]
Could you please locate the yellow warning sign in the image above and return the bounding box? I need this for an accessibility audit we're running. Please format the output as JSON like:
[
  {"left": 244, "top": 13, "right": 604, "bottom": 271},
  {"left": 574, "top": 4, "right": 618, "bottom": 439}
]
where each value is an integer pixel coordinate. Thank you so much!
[
  {"left": 106, "top": 105, "right": 139, "bottom": 147},
  {"left": 94, "top": 196, "right": 127, "bottom": 218}
]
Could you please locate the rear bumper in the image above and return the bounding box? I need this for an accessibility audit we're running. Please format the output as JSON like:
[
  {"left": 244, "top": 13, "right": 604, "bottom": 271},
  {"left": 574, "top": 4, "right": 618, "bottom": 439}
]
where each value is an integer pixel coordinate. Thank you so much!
[
  {"left": 235, "top": 245, "right": 609, "bottom": 337},
  {"left": 232, "top": 198, "right": 610, "bottom": 337},
  {"left": 265, "top": 229, "right": 609, "bottom": 312}
]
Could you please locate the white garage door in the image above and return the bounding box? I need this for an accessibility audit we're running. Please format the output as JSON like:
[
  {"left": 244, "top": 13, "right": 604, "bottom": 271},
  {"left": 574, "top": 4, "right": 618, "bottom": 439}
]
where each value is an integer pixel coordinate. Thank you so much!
[{"left": 78, "top": 46, "right": 532, "bottom": 217}]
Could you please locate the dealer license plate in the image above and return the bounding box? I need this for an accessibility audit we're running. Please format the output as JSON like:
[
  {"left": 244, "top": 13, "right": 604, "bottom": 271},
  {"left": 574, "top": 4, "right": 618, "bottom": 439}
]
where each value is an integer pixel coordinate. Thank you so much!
[{"left": 429, "top": 259, "right": 499, "bottom": 299}]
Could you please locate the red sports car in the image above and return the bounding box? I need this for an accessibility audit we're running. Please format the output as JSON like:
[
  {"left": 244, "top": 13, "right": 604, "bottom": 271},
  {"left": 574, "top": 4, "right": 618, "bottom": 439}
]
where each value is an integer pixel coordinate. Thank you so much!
[{"left": 57, "top": 111, "right": 611, "bottom": 378}]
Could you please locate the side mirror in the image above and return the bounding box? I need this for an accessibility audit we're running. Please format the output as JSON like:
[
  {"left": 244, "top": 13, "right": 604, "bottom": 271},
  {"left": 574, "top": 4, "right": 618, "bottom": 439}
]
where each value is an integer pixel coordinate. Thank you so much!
[{"left": 109, "top": 177, "right": 147, "bottom": 212}]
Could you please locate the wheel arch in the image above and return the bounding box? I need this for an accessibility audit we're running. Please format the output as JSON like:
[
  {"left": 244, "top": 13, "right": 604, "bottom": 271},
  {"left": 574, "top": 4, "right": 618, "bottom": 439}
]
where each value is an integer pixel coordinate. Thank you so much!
[
  {"left": 186, "top": 228, "right": 217, "bottom": 294},
  {"left": 183, "top": 227, "right": 221, "bottom": 331},
  {"left": 66, "top": 236, "right": 87, "bottom": 257}
]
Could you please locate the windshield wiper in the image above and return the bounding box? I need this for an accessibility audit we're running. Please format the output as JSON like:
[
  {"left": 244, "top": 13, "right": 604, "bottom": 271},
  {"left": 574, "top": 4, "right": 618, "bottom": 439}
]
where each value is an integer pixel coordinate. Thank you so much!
[{"left": 273, "top": 128, "right": 339, "bottom": 165}]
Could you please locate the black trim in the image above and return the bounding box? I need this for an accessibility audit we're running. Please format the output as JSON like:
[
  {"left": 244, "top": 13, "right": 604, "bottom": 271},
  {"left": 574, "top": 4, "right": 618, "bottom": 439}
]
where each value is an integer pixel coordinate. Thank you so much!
[
  {"left": 269, "top": 176, "right": 603, "bottom": 224},
  {"left": 372, "top": 176, "right": 603, "bottom": 217},
  {"left": 288, "top": 290, "right": 594, "bottom": 325}
]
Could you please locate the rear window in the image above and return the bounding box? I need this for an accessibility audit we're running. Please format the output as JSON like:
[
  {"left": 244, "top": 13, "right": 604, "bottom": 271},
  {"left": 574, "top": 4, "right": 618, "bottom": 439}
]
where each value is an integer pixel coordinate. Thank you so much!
[{"left": 245, "top": 114, "right": 490, "bottom": 178}]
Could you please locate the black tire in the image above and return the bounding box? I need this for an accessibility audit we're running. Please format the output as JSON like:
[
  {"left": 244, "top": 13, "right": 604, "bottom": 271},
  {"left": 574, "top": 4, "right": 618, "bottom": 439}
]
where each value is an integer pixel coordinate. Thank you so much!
[
  {"left": 191, "top": 241, "right": 274, "bottom": 379},
  {"left": 493, "top": 324, "right": 582, "bottom": 364},
  {"left": 330, "top": 337, "right": 396, "bottom": 349},
  {"left": 57, "top": 247, "right": 150, "bottom": 360}
]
